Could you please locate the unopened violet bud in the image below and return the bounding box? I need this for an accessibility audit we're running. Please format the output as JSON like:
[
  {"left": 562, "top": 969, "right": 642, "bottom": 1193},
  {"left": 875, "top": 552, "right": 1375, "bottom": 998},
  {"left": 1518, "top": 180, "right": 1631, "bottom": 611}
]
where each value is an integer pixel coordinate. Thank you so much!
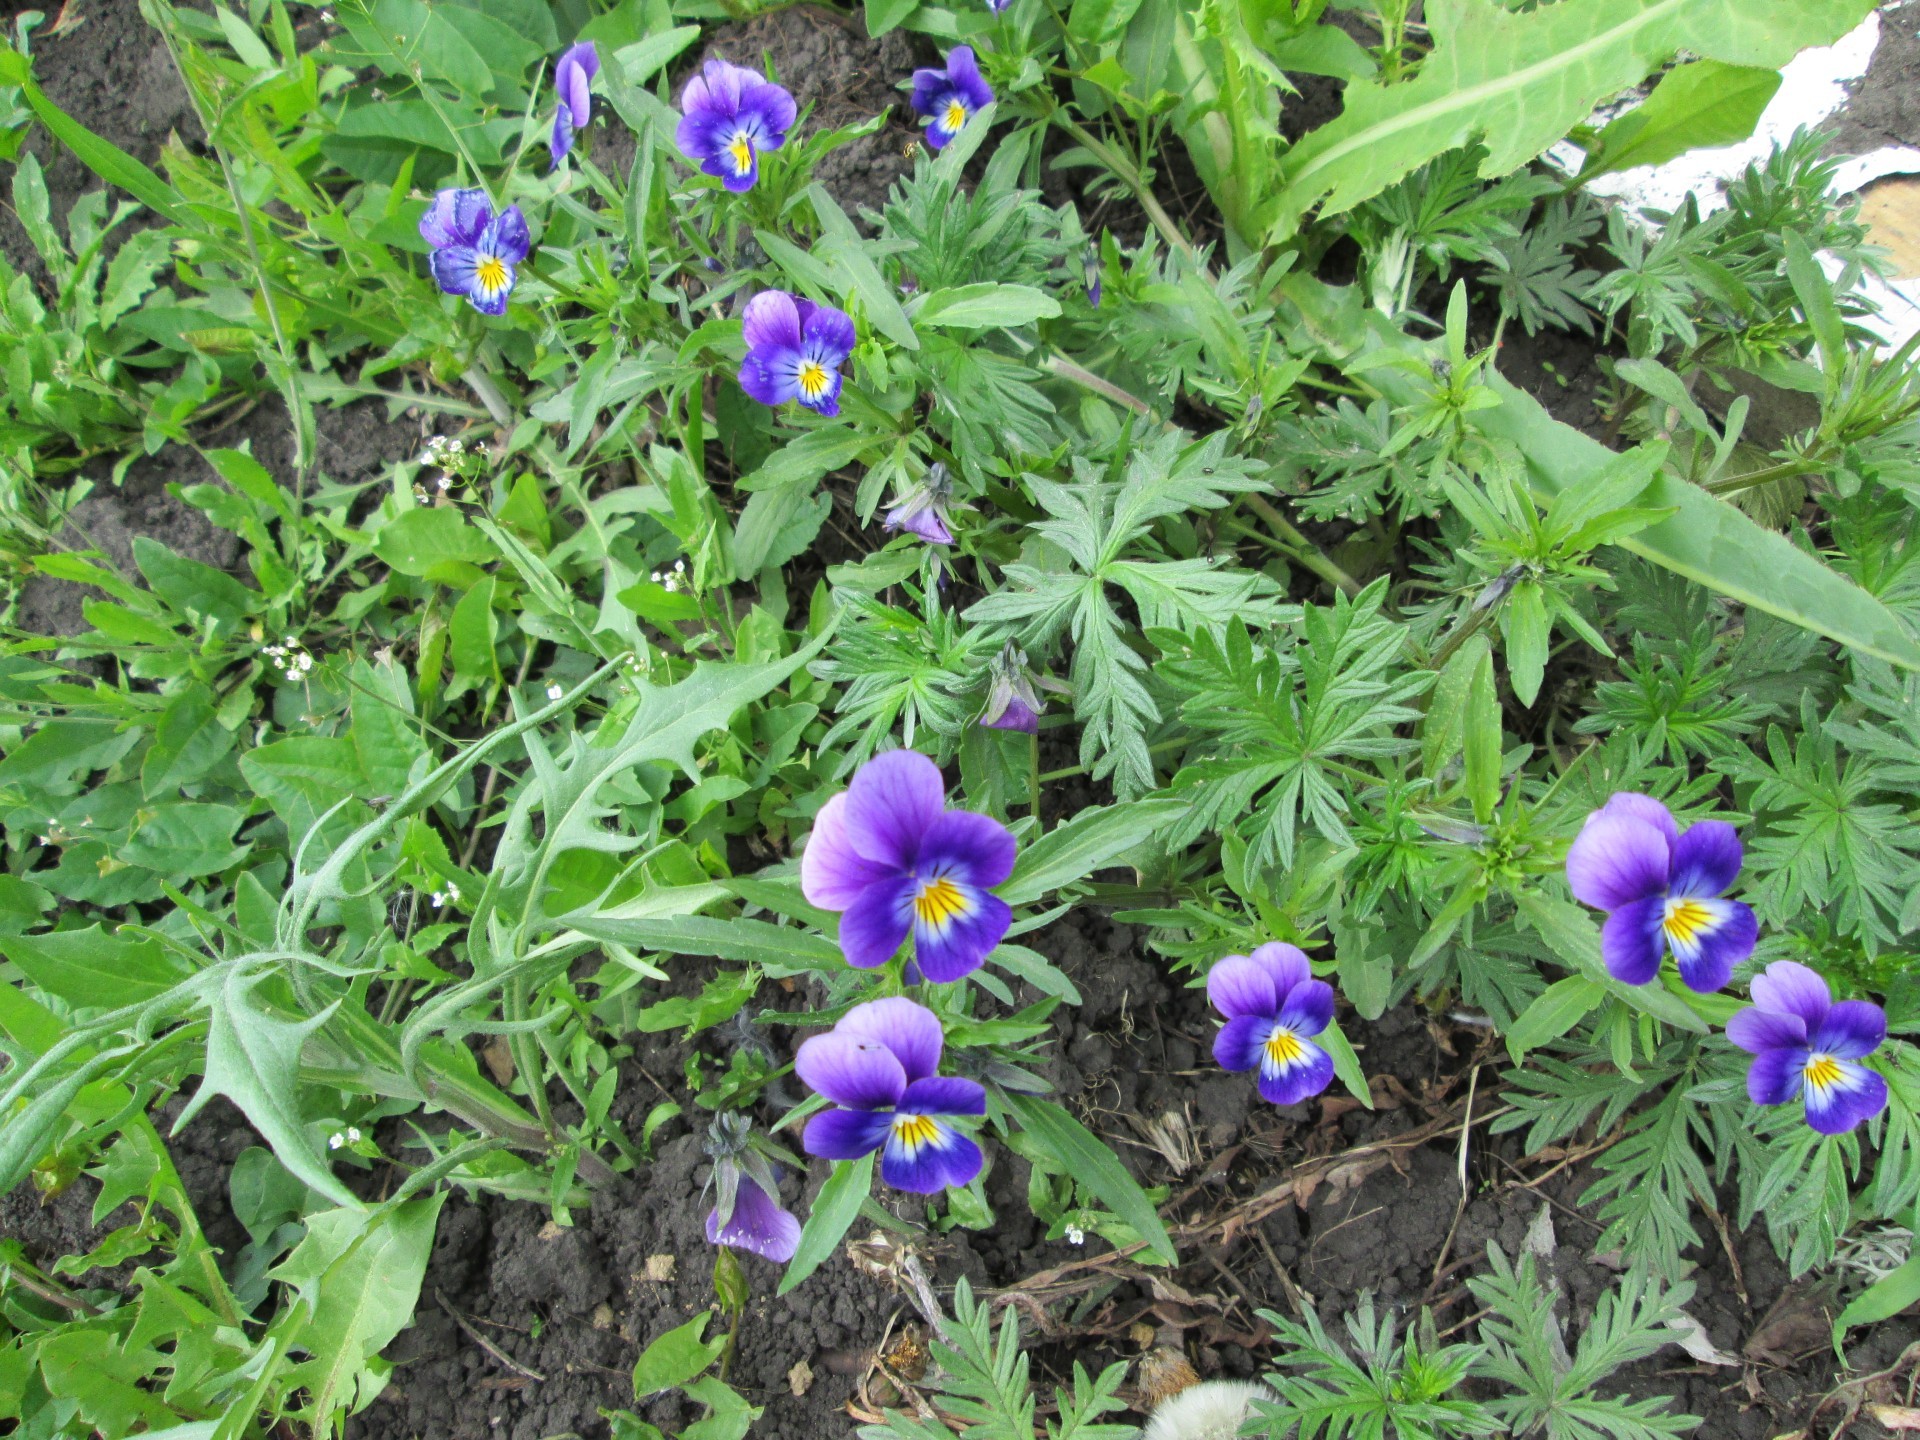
[
  {"left": 883, "top": 461, "right": 958, "bottom": 546},
  {"left": 1083, "top": 244, "right": 1102, "bottom": 309},
  {"left": 979, "top": 643, "right": 1043, "bottom": 734}
]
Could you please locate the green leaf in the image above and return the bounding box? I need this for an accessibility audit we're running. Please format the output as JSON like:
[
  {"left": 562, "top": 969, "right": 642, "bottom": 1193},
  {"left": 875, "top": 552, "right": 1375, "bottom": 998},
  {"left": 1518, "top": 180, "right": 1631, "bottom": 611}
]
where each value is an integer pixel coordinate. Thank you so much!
[
  {"left": 565, "top": 914, "right": 843, "bottom": 978},
  {"left": 1785, "top": 228, "right": 1847, "bottom": 377},
  {"left": 7, "top": 68, "right": 191, "bottom": 225},
  {"left": 864, "top": 0, "right": 918, "bottom": 37},
  {"left": 143, "top": 688, "right": 238, "bottom": 798},
  {"left": 1834, "top": 1251, "right": 1920, "bottom": 1346},
  {"left": 0, "top": 925, "right": 196, "bottom": 1008},
  {"left": 1463, "top": 642, "right": 1502, "bottom": 824},
  {"left": 1505, "top": 976, "right": 1607, "bottom": 1062},
  {"left": 1578, "top": 59, "right": 1780, "bottom": 183},
  {"left": 1268, "top": 0, "right": 1875, "bottom": 241},
  {"left": 450, "top": 576, "right": 501, "bottom": 690},
  {"left": 916, "top": 283, "right": 1063, "bottom": 330},
  {"left": 1503, "top": 580, "right": 1550, "bottom": 708},
  {"left": 733, "top": 484, "right": 832, "bottom": 577},
  {"left": 611, "top": 25, "right": 701, "bottom": 85},
  {"left": 373, "top": 507, "right": 502, "bottom": 581},
  {"left": 1320, "top": 1019, "right": 1373, "bottom": 1108},
  {"left": 632, "top": 1312, "right": 728, "bottom": 1397},
  {"left": 134, "top": 537, "right": 257, "bottom": 628},
  {"left": 778, "top": 1152, "right": 873, "bottom": 1295},
  {"left": 119, "top": 803, "right": 249, "bottom": 878},
  {"left": 1003, "top": 1091, "right": 1175, "bottom": 1265},
  {"left": 1069, "top": 0, "right": 1146, "bottom": 45},
  {"left": 999, "top": 799, "right": 1187, "bottom": 906}
]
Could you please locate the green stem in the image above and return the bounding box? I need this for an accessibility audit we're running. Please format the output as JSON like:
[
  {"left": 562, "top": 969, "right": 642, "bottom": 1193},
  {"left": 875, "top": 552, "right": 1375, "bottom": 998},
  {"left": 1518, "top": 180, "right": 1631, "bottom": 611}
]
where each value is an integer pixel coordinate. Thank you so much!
[
  {"left": 1243, "top": 493, "right": 1362, "bottom": 597},
  {"left": 1052, "top": 113, "right": 1203, "bottom": 269}
]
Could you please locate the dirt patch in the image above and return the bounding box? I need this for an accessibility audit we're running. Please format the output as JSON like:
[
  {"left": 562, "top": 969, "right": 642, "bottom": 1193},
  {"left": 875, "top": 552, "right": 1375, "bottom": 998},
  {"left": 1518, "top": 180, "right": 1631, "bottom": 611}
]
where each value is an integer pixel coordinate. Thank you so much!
[{"left": 1827, "top": 7, "right": 1920, "bottom": 156}]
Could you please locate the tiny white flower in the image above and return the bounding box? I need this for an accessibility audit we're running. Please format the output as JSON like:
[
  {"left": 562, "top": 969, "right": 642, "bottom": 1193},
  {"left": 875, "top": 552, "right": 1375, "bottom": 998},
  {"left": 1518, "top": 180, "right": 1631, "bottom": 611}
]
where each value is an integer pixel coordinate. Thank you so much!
[
  {"left": 649, "top": 570, "right": 663, "bottom": 584},
  {"left": 547, "top": 683, "right": 564, "bottom": 700},
  {"left": 673, "top": 559, "right": 685, "bottom": 573},
  {"left": 346, "top": 1126, "right": 363, "bottom": 1143},
  {"left": 1065, "top": 1224, "right": 1086, "bottom": 1245},
  {"left": 328, "top": 1131, "right": 346, "bottom": 1150},
  {"left": 430, "top": 890, "right": 447, "bottom": 908},
  {"left": 436, "top": 474, "right": 452, "bottom": 492},
  {"left": 445, "top": 882, "right": 460, "bottom": 901},
  {"left": 664, "top": 576, "right": 680, "bottom": 593}
]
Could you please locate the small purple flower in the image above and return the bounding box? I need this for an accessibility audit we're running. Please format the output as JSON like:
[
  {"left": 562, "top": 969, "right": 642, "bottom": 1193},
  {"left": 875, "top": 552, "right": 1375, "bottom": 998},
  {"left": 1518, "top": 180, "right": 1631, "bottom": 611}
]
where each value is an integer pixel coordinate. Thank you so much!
[
  {"left": 739, "top": 291, "right": 856, "bottom": 417},
  {"left": 979, "top": 644, "right": 1043, "bottom": 735},
  {"left": 884, "top": 462, "right": 956, "bottom": 546},
  {"left": 549, "top": 41, "right": 600, "bottom": 169},
  {"left": 985, "top": 0, "right": 1013, "bottom": 11},
  {"left": 800, "top": 749, "right": 1015, "bottom": 982},
  {"left": 1564, "top": 793, "right": 1757, "bottom": 994},
  {"left": 796, "top": 997, "right": 986, "bottom": 1193},
  {"left": 1728, "top": 962, "right": 1888, "bottom": 1136},
  {"left": 911, "top": 46, "right": 993, "bottom": 151},
  {"left": 675, "top": 58, "right": 797, "bottom": 192},
  {"left": 1083, "top": 244, "right": 1102, "bottom": 309},
  {"left": 1208, "top": 943, "right": 1335, "bottom": 1106},
  {"left": 420, "top": 188, "right": 530, "bottom": 316},
  {"left": 706, "top": 1167, "right": 801, "bottom": 1262}
]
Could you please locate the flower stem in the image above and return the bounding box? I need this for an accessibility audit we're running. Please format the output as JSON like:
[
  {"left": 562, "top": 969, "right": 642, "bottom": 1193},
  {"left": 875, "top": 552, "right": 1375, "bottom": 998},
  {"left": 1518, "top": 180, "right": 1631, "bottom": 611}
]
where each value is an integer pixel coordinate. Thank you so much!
[{"left": 1242, "top": 494, "right": 1362, "bottom": 597}]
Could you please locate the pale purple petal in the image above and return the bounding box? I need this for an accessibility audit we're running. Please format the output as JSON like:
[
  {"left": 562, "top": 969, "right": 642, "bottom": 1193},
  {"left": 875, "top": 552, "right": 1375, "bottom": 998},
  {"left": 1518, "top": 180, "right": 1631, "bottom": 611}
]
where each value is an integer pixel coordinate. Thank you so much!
[
  {"left": 557, "top": 42, "right": 598, "bottom": 127},
  {"left": 1670, "top": 898, "right": 1753, "bottom": 994},
  {"left": 802, "top": 303, "right": 857, "bottom": 365},
  {"left": 706, "top": 1171, "right": 798, "bottom": 1262},
  {"left": 794, "top": 1032, "right": 906, "bottom": 1109},
  {"left": 837, "top": 874, "right": 916, "bottom": 969},
  {"left": 981, "top": 694, "right": 1039, "bottom": 732},
  {"left": 800, "top": 793, "right": 897, "bottom": 909},
  {"left": 550, "top": 105, "right": 576, "bottom": 168},
  {"left": 1248, "top": 943, "right": 1311, "bottom": 997},
  {"left": 1207, "top": 954, "right": 1278, "bottom": 1021},
  {"left": 737, "top": 72, "right": 797, "bottom": 144},
  {"left": 913, "top": 886, "right": 1010, "bottom": 982},
  {"left": 1804, "top": 1059, "right": 1888, "bottom": 1135},
  {"left": 1812, "top": 1000, "right": 1886, "bottom": 1060},
  {"left": 885, "top": 494, "right": 953, "bottom": 545},
  {"left": 1745, "top": 1046, "right": 1804, "bottom": 1105},
  {"left": 899, "top": 1075, "right": 986, "bottom": 1117},
  {"left": 1726, "top": 1006, "right": 1807, "bottom": 1055},
  {"left": 1669, "top": 820, "right": 1742, "bottom": 899},
  {"left": 910, "top": 66, "right": 949, "bottom": 115},
  {"left": 1597, "top": 792, "right": 1679, "bottom": 846},
  {"left": 1214, "top": 1014, "right": 1270, "bottom": 1072},
  {"left": 920, "top": 809, "right": 1016, "bottom": 889},
  {"left": 1277, "top": 978, "right": 1334, "bottom": 1037},
  {"left": 945, "top": 46, "right": 993, "bottom": 109},
  {"left": 739, "top": 349, "right": 798, "bottom": 406},
  {"left": 743, "top": 290, "right": 805, "bottom": 356},
  {"left": 420, "top": 187, "right": 492, "bottom": 248},
  {"left": 1749, "top": 961, "right": 1832, "bottom": 1028},
  {"left": 429, "top": 244, "right": 481, "bottom": 298},
  {"left": 484, "top": 206, "right": 530, "bottom": 265},
  {"left": 1601, "top": 895, "right": 1665, "bottom": 984},
  {"left": 803, "top": 1105, "right": 892, "bottom": 1159},
  {"left": 838, "top": 997, "right": 944, "bottom": 1082},
  {"left": 842, "top": 750, "right": 946, "bottom": 868},
  {"left": 1566, "top": 810, "right": 1671, "bottom": 911}
]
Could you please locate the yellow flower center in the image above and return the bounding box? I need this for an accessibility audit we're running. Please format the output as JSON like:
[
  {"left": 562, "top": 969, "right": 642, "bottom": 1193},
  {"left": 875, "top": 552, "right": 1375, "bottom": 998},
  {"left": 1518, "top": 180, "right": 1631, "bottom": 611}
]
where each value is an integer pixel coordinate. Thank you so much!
[
  {"left": 475, "top": 255, "right": 509, "bottom": 294},
  {"left": 1804, "top": 1053, "right": 1843, "bottom": 1091},
  {"left": 1661, "top": 897, "right": 1712, "bottom": 946},
  {"left": 892, "top": 1113, "right": 940, "bottom": 1151},
  {"left": 914, "top": 876, "right": 965, "bottom": 926},
  {"left": 944, "top": 100, "right": 968, "bottom": 132},
  {"left": 798, "top": 359, "right": 832, "bottom": 399},
  {"left": 1264, "top": 1026, "right": 1305, "bottom": 1068},
  {"left": 728, "top": 135, "right": 754, "bottom": 175}
]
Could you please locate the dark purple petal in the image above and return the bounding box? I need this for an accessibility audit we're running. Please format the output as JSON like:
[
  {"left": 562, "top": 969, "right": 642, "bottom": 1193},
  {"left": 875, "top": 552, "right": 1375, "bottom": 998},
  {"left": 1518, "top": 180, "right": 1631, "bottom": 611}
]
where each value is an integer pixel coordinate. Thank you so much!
[
  {"left": 1256, "top": 1037, "right": 1334, "bottom": 1106},
  {"left": 737, "top": 72, "right": 797, "bottom": 145},
  {"left": 1597, "top": 792, "right": 1679, "bottom": 846},
  {"left": 420, "top": 187, "right": 492, "bottom": 248},
  {"left": 743, "top": 290, "right": 805, "bottom": 357},
  {"left": 802, "top": 303, "right": 857, "bottom": 365},
  {"left": 485, "top": 206, "right": 531, "bottom": 265},
  {"left": 912, "top": 886, "right": 1010, "bottom": 982},
  {"left": 923, "top": 94, "right": 967, "bottom": 149},
  {"left": 981, "top": 694, "right": 1039, "bottom": 732},
  {"left": 843, "top": 750, "right": 945, "bottom": 869},
  {"left": 429, "top": 244, "right": 481, "bottom": 298},
  {"left": 900, "top": 1075, "right": 986, "bottom": 1117},
  {"left": 885, "top": 495, "right": 953, "bottom": 546},
  {"left": 1669, "top": 820, "right": 1741, "bottom": 899},
  {"left": 1726, "top": 1005, "right": 1807, "bottom": 1055},
  {"left": 1277, "top": 978, "right": 1334, "bottom": 1038},
  {"left": 910, "top": 67, "right": 949, "bottom": 116},
  {"left": 920, "top": 809, "right": 1016, "bottom": 889},
  {"left": 1248, "top": 943, "right": 1311, "bottom": 998},
  {"left": 945, "top": 46, "right": 993, "bottom": 109},
  {"left": 1214, "top": 1014, "right": 1270, "bottom": 1072},
  {"left": 557, "top": 42, "right": 598, "bottom": 127},
  {"left": 794, "top": 1032, "right": 907, "bottom": 1109},
  {"left": 880, "top": 1115, "right": 982, "bottom": 1192},
  {"left": 800, "top": 793, "right": 897, "bottom": 910},
  {"left": 803, "top": 1105, "right": 892, "bottom": 1159},
  {"left": 1803, "top": 1058, "right": 1888, "bottom": 1135},
  {"left": 1745, "top": 1046, "right": 1804, "bottom": 1106},
  {"left": 1812, "top": 999, "right": 1887, "bottom": 1060},
  {"left": 706, "top": 1171, "right": 799, "bottom": 1262},
  {"left": 717, "top": 148, "right": 760, "bottom": 192},
  {"left": 1207, "top": 954, "right": 1279, "bottom": 1021},
  {"left": 1670, "top": 898, "right": 1753, "bottom": 994},
  {"left": 836, "top": 874, "right": 916, "bottom": 969},
  {"left": 550, "top": 104, "right": 576, "bottom": 169},
  {"left": 1600, "top": 895, "right": 1664, "bottom": 985},
  {"left": 837, "top": 997, "right": 944, "bottom": 1082},
  {"left": 1565, "top": 809, "right": 1671, "bottom": 911},
  {"left": 1749, "top": 961, "right": 1832, "bottom": 1028},
  {"left": 739, "top": 350, "right": 798, "bottom": 406}
]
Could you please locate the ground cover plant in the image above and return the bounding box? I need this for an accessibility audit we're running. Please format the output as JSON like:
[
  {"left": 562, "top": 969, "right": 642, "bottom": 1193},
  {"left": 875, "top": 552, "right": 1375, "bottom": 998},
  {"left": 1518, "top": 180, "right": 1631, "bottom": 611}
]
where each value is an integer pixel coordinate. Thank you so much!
[{"left": 2, "top": 0, "right": 1920, "bottom": 1437}]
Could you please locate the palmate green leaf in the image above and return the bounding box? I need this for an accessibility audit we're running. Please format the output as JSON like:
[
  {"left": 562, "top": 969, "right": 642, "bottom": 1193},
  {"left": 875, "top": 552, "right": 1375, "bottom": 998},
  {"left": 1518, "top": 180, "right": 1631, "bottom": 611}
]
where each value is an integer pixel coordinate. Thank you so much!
[
  {"left": 1268, "top": 0, "right": 1875, "bottom": 241},
  {"left": 1282, "top": 276, "right": 1920, "bottom": 671}
]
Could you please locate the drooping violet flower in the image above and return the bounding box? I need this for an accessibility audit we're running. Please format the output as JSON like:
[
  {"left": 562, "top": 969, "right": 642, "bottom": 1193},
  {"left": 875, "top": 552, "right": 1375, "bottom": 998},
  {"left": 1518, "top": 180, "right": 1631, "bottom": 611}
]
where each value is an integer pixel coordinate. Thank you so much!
[
  {"left": 675, "top": 58, "right": 797, "bottom": 192},
  {"left": 884, "top": 462, "right": 956, "bottom": 546},
  {"left": 800, "top": 749, "right": 1015, "bottom": 982},
  {"left": 1083, "top": 243, "right": 1102, "bottom": 309},
  {"left": 739, "top": 291, "right": 856, "bottom": 417},
  {"left": 984, "top": 0, "right": 1013, "bottom": 11},
  {"left": 420, "top": 188, "right": 530, "bottom": 316},
  {"left": 910, "top": 46, "right": 993, "bottom": 151},
  {"left": 1209, "top": 943, "right": 1335, "bottom": 1106},
  {"left": 1728, "top": 961, "right": 1888, "bottom": 1136},
  {"left": 796, "top": 997, "right": 985, "bottom": 1192},
  {"left": 979, "top": 644, "right": 1043, "bottom": 735},
  {"left": 549, "top": 41, "right": 600, "bottom": 169},
  {"left": 1564, "top": 792, "right": 1757, "bottom": 994},
  {"left": 703, "top": 1114, "right": 800, "bottom": 1261}
]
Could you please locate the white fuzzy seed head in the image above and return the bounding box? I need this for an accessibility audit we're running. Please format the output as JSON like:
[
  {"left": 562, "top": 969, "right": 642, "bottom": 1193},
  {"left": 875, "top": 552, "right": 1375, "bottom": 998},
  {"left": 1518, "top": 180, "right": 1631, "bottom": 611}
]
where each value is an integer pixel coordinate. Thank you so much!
[{"left": 1142, "top": 1381, "right": 1272, "bottom": 1440}]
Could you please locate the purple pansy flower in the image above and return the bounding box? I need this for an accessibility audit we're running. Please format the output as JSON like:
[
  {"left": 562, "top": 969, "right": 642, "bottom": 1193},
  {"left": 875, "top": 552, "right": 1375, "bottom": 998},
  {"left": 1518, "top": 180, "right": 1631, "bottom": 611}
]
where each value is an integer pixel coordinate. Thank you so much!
[
  {"left": 675, "top": 58, "right": 797, "bottom": 192},
  {"left": 1209, "top": 943, "right": 1336, "bottom": 1106},
  {"left": 420, "top": 188, "right": 530, "bottom": 316},
  {"left": 1564, "top": 793, "right": 1757, "bottom": 994},
  {"left": 796, "top": 997, "right": 986, "bottom": 1193},
  {"left": 549, "top": 41, "right": 600, "bottom": 169},
  {"left": 911, "top": 46, "right": 993, "bottom": 151},
  {"left": 884, "top": 462, "right": 956, "bottom": 546},
  {"left": 985, "top": 0, "right": 1013, "bottom": 11},
  {"left": 706, "top": 1167, "right": 801, "bottom": 1262},
  {"left": 800, "top": 749, "right": 1015, "bottom": 982},
  {"left": 979, "top": 644, "right": 1043, "bottom": 735},
  {"left": 1728, "top": 961, "right": 1889, "bottom": 1136},
  {"left": 739, "top": 291, "right": 856, "bottom": 417}
]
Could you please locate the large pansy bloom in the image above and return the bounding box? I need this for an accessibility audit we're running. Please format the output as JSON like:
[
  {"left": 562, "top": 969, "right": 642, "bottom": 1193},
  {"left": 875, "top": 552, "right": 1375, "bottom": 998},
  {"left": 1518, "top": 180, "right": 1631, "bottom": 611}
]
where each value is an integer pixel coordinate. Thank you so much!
[
  {"left": 1564, "top": 792, "right": 1757, "bottom": 994},
  {"left": 800, "top": 750, "right": 1014, "bottom": 982},
  {"left": 675, "top": 59, "right": 797, "bottom": 192},
  {"left": 910, "top": 46, "right": 993, "bottom": 150},
  {"left": 739, "top": 291, "right": 856, "bottom": 417},
  {"left": 1728, "top": 961, "right": 1888, "bottom": 1135},
  {"left": 796, "top": 998, "right": 986, "bottom": 1193},
  {"left": 420, "top": 188, "right": 530, "bottom": 316},
  {"left": 549, "top": 41, "right": 600, "bottom": 168},
  {"left": 1209, "top": 943, "right": 1335, "bottom": 1106}
]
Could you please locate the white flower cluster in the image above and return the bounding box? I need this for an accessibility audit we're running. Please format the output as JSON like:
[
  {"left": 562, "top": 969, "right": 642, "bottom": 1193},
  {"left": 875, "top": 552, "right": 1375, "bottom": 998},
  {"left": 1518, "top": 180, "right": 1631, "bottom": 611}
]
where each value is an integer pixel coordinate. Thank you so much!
[
  {"left": 327, "top": 1126, "right": 363, "bottom": 1151},
  {"left": 1065, "top": 1223, "right": 1086, "bottom": 1246},
  {"left": 419, "top": 434, "right": 466, "bottom": 464},
  {"left": 430, "top": 881, "right": 461, "bottom": 909},
  {"left": 264, "top": 638, "right": 315, "bottom": 676},
  {"left": 650, "top": 557, "right": 688, "bottom": 593}
]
